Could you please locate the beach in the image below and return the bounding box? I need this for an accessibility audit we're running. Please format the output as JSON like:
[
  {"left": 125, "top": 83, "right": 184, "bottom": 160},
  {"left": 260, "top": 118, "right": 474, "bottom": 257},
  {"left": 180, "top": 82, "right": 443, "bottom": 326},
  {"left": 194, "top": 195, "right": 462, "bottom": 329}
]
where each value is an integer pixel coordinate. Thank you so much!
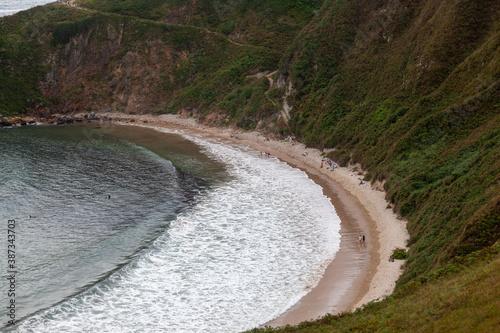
[
  {"left": 108, "top": 112, "right": 409, "bottom": 326},
  {"left": 7, "top": 111, "right": 409, "bottom": 327}
]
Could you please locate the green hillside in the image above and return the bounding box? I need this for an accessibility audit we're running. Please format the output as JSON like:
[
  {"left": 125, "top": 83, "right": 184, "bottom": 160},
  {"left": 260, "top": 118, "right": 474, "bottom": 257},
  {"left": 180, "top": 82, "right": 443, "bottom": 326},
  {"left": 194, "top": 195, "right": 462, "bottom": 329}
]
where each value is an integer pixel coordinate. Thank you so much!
[
  {"left": 78, "top": 0, "right": 321, "bottom": 49},
  {"left": 273, "top": 0, "right": 500, "bottom": 287},
  {"left": 0, "top": 4, "right": 281, "bottom": 128},
  {"left": 0, "top": 0, "right": 499, "bottom": 331}
]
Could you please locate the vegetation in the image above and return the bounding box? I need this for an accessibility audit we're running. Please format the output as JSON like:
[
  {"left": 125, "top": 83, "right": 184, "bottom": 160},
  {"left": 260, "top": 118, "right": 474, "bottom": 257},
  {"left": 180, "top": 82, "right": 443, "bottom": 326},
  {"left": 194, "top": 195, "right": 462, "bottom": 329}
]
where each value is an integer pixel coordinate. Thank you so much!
[
  {"left": 78, "top": 0, "right": 322, "bottom": 49},
  {"left": 392, "top": 248, "right": 408, "bottom": 260},
  {"left": 248, "top": 242, "right": 500, "bottom": 332},
  {"left": 275, "top": 0, "right": 500, "bottom": 286},
  {"left": 0, "top": 5, "right": 90, "bottom": 115},
  {"left": 0, "top": 0, "right": 499, "bottom": 331},
  {"left": 1, "top": 5, "right": 281, "bottom": 125}
]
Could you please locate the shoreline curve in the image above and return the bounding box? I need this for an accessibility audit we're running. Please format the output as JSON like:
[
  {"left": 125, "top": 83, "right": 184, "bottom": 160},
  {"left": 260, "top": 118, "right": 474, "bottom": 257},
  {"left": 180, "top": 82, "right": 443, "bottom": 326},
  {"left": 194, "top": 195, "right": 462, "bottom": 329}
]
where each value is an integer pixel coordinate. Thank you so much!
[
  {"left": 128, "top": 112, "right": 409, "bottom": 326},
  {"left": 6, "top": 111, "right": 409, "bottom": 327}
]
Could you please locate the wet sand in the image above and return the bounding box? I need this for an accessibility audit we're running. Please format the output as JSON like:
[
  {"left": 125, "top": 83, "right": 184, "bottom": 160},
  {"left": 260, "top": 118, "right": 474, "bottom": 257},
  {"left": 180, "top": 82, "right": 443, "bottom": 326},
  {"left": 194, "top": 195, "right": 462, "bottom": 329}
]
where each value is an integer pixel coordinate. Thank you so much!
[
  {"left": 261, "top": 157, "right": 379, "bottom": 326},
  {"left": 45, "top": 111, "right": 409, "bottom": 327}
]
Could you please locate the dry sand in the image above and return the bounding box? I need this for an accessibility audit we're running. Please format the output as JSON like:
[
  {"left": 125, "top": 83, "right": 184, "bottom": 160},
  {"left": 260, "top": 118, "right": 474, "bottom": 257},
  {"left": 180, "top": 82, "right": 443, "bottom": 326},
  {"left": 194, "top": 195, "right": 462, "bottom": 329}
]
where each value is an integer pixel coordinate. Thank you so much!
[{"left": 78, "top": 112, "right": 410, "bottom": 326}]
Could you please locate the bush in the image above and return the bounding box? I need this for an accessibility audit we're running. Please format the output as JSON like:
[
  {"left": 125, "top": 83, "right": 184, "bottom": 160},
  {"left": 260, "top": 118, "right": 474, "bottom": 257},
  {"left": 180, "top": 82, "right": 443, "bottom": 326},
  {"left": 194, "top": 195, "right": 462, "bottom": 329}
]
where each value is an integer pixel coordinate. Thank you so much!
[
  {"left": 393, "top": 248, "right": 408, "bottom": 260},
  {"left": 52, "top": 16, "right": 96, "bottom": 44}
]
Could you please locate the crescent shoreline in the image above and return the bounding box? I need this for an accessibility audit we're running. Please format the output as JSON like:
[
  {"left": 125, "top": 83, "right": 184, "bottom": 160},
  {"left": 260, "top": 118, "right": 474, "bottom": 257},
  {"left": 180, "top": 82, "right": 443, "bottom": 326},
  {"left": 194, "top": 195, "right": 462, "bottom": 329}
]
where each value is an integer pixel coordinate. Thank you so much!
[
  {"left": 4, "top": 111, "right": 409, "bottom": 327},
  {"left": 121, "top": 112, "right": 409, "bottom": 327}
]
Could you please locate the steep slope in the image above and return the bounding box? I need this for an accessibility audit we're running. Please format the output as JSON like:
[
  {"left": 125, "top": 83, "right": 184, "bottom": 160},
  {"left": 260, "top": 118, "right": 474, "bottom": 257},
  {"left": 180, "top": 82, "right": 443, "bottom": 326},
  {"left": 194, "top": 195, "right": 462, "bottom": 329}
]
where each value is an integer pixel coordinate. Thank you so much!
[
  {"left": 275, "top": 0, "right": 500, "bottom": 285},
  {"left": 0, "top": 6, "right": 89, "bottom": 115},
  {"left": 0, "top": 4, "right": 281, "bottom": 129},
  {"left": 77, "top": 0, "right": 322, "bottom": 49}
]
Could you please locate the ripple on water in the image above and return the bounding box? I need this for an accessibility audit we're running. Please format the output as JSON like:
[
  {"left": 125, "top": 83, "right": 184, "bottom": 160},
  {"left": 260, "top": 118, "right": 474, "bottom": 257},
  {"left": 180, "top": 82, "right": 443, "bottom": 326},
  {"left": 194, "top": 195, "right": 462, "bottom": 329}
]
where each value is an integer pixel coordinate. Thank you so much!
[{"left": 14, "top": 129, "right": 341, "bottom": 333}]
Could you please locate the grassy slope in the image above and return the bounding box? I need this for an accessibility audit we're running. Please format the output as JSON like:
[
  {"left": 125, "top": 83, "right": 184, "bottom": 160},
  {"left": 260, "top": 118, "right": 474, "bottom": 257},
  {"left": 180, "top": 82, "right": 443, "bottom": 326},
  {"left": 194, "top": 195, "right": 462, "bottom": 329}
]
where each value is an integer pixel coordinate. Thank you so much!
[
  {"left": 276, "top": 0, "right": 500, "bottom": 286},
  {"left": 0, "top": 5, "right": 90, "bottom": 116},
  {"left": 0, "top": 5, "right": 282, "bottom": 127},
  {"left": 77, "top": 0, "right": 322, "bottom": 49},
  {"left": 1, "top": 1, "right": 320, "bottom": 128}
]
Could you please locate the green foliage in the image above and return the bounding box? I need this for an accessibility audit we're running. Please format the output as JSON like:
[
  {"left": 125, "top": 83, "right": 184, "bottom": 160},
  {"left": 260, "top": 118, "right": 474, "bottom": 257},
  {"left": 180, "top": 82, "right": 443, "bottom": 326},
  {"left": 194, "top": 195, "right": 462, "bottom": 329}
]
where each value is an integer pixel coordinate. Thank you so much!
[
  {"left": 0, "top": 5, "right": 90, "bottom": 114},
  {"left": 78, "top": 0, "right": 322, "bottom": 50},
  {"left": 174, "top": 44, "right": 279, "bottom": 125},
  {"left": 52, "top": 16, "right": 97, "bottom": 44},
  {"left": 280, "top": 0, "right": 500, "bottom": 286},
  {"left": 220, "top": 20, "right": 235, "bottom": 35},
  {"left": 393, "top": 248, "right": 408, "bottom": 260},
  {"left": 79, "top": 0, "right": 175, "bottom": 20}
]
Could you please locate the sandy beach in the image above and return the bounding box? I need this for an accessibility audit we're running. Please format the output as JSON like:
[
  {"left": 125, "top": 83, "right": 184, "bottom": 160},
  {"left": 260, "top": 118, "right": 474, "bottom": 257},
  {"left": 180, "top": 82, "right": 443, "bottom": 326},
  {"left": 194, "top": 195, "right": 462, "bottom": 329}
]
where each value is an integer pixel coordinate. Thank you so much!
[
  {"left": 10, "top": 111, "right": 409, "bottom": 326},
  {"left": 117, "top": 112, "right": 409, "bottom": 326}
]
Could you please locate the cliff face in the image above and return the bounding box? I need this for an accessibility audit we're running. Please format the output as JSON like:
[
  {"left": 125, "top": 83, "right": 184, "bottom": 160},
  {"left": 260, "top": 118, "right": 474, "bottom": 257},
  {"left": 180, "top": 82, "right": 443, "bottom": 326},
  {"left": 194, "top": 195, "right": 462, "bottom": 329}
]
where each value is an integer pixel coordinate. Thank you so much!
[
  {"left": 42, "top": 19, "right": 192, "bottom": 114},
  {"left": 32, "top": 13, "right": 280, "bottom": 128}
]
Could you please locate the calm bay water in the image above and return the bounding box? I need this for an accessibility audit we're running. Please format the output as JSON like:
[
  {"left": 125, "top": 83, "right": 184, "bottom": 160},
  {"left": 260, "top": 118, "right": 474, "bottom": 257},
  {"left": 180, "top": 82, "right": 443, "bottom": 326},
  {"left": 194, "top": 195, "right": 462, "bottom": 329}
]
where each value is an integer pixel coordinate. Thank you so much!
[
  {"left": 0, "top": 123, "right": 341, "bottom": 332},
  {"left": 0, "top": 0, "right": 55, "bottom": 17}
]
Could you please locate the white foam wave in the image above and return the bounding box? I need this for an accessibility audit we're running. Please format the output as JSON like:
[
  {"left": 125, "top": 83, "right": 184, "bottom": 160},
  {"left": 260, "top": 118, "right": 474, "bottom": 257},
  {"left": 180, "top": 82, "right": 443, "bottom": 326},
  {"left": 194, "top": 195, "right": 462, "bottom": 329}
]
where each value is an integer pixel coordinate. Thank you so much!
[
  {"left": 0, "top": 0, "right": 54, "bottom": 17},
  {"left": 17, "top": 132, "right": 341, "bottom": 333}
]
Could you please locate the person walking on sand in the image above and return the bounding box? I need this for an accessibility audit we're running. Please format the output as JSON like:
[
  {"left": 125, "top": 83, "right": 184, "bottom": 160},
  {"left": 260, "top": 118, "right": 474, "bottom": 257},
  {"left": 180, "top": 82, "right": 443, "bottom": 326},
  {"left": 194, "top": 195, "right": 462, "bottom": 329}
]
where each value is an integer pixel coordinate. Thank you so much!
[
  {"left": 358, "top": 235, "right": 362, "bottom": 243},
  {"left": 362, "top": 235, "right": 365, "bottom": 242}
]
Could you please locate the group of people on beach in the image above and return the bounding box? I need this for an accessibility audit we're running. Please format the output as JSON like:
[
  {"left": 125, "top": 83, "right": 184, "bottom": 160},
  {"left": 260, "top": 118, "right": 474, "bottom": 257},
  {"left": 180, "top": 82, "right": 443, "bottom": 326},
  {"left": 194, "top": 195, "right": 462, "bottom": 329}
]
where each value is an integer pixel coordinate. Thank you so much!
[
  {"left": 320, "top": 158, "right": 336, "bottom": 171},
  {"left": 260, "top": 151, "right": 271, "bottom": 158},
  {"left": 286, "top": 135, "right": 297, "bottom": 145}
]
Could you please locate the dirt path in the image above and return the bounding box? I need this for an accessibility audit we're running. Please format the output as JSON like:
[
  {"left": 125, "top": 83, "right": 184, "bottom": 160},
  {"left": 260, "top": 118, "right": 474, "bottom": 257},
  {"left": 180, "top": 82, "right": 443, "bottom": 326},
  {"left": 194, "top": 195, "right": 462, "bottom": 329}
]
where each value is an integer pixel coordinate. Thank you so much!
[
  {"left": 201, "top": 27, "right": 244, "bottom": 46},
  {"left": 264, "top": 70, "right": 293, "bottom": 134}
]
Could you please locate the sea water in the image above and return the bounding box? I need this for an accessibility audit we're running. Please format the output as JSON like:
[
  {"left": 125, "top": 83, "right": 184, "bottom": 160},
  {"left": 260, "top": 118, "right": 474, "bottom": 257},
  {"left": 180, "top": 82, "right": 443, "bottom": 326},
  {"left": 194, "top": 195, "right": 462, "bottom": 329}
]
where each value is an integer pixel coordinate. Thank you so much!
[
  {"left": 0, "top": 0, "right": 55, "bottom": 17},
  {"left": 0, "top": 124, "right": 341, "bottom": 332}
]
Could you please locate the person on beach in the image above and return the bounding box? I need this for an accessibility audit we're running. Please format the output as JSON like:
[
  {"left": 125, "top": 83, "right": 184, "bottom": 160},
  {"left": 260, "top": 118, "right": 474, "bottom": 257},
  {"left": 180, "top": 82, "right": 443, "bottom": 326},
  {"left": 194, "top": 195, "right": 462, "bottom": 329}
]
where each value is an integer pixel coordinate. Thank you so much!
[
  {"left": 358, "top": 235, "right": 362, "bottom": 243},
  {"left": 362, "top": 235, "right": 365, "bottom": 242}
]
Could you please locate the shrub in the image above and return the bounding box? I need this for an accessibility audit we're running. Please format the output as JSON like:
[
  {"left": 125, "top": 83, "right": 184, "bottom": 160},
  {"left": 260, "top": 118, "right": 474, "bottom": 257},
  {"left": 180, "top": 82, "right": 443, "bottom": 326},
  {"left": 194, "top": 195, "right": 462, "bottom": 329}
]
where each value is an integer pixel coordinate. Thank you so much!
[{"left": 393, "top": 248, "right": 408, "bottom": 260}]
